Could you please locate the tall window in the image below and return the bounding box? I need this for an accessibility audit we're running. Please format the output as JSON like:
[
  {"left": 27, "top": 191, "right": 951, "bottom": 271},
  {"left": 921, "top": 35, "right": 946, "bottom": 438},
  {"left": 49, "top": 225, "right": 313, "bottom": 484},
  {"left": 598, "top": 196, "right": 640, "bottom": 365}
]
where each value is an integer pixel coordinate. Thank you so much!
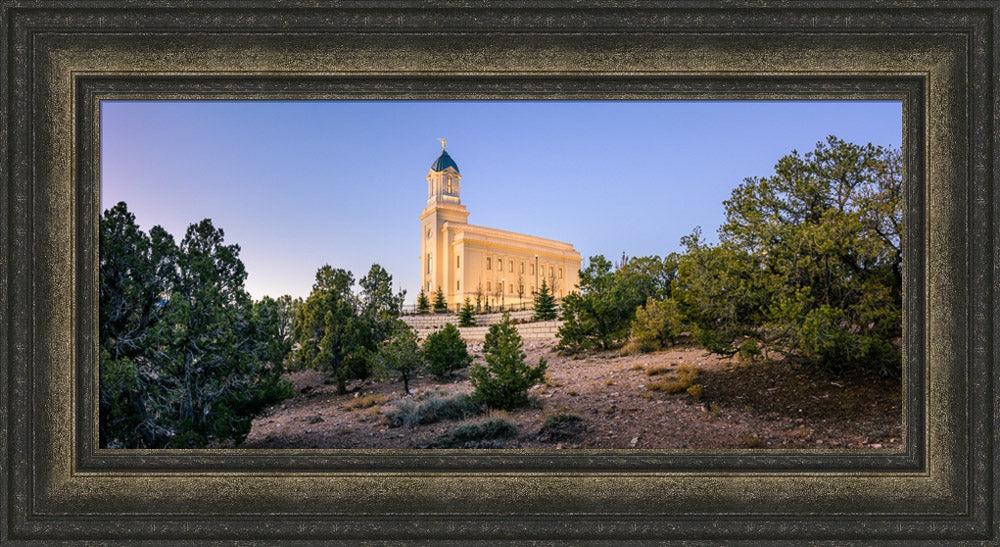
[
  {"left": 520, "top": 262, "right": 524, "bottom": 274},
  {"left": 559, "top": 267, "right": 563, "bottom": 279},
  {"left": 530, "top": 264, "right": 534, "bottom": 275},
  {"left": 509, "top": 261, "right": 513, "bottom": 273},
  {"left": 498, "top": 258, "right": 503, "bottom": 272},
  {"left": 426, "top": 254, "right": 432, "bottom": 274},
  {"left": 487, "top": 257, "right": 492, "bottom": 270},
  {"left": 457, "top": 280, "right": 460, "bottom": 291},
  {"left": 447, "top": 176, "right": 453, "bottom": 193},
  {"left": 486, "top": 281, "right": 491, "bottom": 291},
  {"left": 456, "top": 255, "right": 461, "bottom": 268},
  {"left": 549, "top": 266, "right": 554, "bottom": 277},
  {"left": 509, "top": 283, "right": 514, "bottom": 293}
]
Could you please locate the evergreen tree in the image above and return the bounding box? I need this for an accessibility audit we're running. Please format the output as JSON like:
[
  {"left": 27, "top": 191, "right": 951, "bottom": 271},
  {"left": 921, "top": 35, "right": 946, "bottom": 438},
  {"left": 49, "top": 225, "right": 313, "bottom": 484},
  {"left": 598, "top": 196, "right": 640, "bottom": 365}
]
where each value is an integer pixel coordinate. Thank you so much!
[
  {"left": 423, "top": 323, "right": 472, "bottom": 379},
  {"left": 416, "top": 290, "right": 430, "bottom": 314},
  {"left": 533, "top": 279, "right": 558, "bottom": 321},
  {"left": 458, "top": 298, "right": 476, "bottom": 327},
  {"left": 99, "top": 203, "right": 293, "bottom": 448},
  {"left": 373, "top": 321, "right": 425, "bottom": 394},
  {"left": 433, "top": 286, "right": 448, "bottom": 313},
  {"left": 292, "top": 265, "right": 371, "bottom": 394},
  {"left": 359, "top": 263, "right": 406, "bottom": 345},
  {"left": 674, "top": 136, "right": 902, "bottom": 374},
  {"left": 469, "top": 312, "right": 546, "bottom": 410}
]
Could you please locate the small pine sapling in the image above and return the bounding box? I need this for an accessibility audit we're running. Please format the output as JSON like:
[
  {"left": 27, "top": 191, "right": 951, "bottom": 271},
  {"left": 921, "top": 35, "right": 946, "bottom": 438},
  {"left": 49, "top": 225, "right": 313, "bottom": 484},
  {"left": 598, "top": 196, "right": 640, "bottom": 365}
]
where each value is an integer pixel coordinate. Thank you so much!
[
  {"left": 470, "top": 312, "right": 547, "bottom": 410},
  {"left": 433, "top": 287, "right": 448, "bottom": 314},
  {"left": 533, "top": 279, "right": 558, "bottom": 321},
  {"left": 458, "top": 298, "right": 477, "bottom": 327}
]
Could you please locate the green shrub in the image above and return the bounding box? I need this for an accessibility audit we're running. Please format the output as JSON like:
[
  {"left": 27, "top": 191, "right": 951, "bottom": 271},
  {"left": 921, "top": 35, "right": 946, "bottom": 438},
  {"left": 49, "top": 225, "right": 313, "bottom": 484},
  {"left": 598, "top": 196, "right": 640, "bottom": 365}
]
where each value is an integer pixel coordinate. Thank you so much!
[
  {"left": 533, "top": 279, "right": 558, "bottom": 321},
  {"left": 433, "top": 287, "right": 448, "bottom": 313},
  {"left": 629, "top": 296, "right": 684, "bottom": 352},
  {"left": 372, "top": 322, "right": 426, "bottom": 394},
  {"left": 427, "top": 417, "right": 518, "bottom": 448},
  {"left": 469, "top": 312, "right": 547, "bottom": 410},
  {"left": 458, "top": 298, "right": 477, "bottom": 327},
  {"left": 423, "top": 323, "right": 472, "bottom": 379},
  {"left": 537, "top": 413, "right": 587, "bottom": 442},
  {"left": 386, "top": 393, "right": 483, "bottom": 428},
  {"left": 416, "top": 290, "right": 430, "bottom": 314}
]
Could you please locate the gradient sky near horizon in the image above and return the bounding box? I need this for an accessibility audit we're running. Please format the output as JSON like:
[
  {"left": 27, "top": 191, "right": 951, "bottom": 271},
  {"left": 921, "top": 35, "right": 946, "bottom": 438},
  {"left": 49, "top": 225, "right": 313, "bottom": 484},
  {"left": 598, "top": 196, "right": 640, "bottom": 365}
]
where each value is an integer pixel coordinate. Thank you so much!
[{"left": 101, "top": 100, "right": 902, "bottom": 304}]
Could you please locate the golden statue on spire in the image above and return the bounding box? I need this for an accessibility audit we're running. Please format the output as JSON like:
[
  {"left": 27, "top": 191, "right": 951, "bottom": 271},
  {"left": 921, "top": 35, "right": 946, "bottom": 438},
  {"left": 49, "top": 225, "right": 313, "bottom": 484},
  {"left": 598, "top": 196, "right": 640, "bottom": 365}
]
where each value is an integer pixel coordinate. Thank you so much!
[{"left": 438, "top": 138, "right": 446, "bottom": 151}]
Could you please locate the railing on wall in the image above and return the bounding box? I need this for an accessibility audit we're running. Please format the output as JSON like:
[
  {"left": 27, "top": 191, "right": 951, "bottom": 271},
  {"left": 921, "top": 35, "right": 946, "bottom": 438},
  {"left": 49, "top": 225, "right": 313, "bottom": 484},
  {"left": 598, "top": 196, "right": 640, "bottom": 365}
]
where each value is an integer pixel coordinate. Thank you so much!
[{"left": 399, "top": 297, "right": 561, "bottom": 316}]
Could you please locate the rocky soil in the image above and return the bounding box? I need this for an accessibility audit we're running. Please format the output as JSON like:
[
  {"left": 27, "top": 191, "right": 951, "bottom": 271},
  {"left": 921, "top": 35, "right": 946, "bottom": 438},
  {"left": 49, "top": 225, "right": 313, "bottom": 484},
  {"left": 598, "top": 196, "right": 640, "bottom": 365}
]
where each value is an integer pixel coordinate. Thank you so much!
[{"left": 241, "top": 342, "right": 902, "bottom": 450}]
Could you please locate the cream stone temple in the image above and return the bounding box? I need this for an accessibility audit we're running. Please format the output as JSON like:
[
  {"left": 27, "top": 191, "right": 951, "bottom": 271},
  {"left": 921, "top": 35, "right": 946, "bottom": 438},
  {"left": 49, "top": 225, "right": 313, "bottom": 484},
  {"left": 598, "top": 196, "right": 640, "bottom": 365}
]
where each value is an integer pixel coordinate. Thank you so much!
[{"left": 420, "top": 140, "right": 582, "bottom": 309}]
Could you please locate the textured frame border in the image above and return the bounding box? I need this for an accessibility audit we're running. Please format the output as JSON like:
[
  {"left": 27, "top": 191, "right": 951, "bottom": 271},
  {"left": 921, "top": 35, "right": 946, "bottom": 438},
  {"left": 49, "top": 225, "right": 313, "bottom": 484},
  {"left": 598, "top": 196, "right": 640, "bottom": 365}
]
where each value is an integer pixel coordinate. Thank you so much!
[{"left": 1, "top": 2, "right": 996, "bottom": 543}]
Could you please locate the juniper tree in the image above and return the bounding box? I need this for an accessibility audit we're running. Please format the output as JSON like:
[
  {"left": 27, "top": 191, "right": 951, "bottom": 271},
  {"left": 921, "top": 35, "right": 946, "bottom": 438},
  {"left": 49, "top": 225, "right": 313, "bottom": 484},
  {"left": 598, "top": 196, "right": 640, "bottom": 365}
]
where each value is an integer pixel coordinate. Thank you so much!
[
  {"left": 674, "top": 136, "right": 902, "bottom": 374},
  {"left": 373, "top": 321, "right": 425, "bottom": 394},
  {"left": 423, "top": 323, "right": 472, "bottom": 379},
  {"left": 292, "top": 266, "right": 371, "bottom": 394}
]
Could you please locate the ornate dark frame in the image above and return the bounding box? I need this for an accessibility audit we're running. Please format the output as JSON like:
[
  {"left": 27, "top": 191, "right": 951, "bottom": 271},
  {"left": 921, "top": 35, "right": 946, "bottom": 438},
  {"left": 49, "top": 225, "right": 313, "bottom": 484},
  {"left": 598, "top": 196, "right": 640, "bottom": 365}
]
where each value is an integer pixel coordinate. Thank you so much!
[{"left": 1, "top": 1, "right": 996, "bottom": 543}]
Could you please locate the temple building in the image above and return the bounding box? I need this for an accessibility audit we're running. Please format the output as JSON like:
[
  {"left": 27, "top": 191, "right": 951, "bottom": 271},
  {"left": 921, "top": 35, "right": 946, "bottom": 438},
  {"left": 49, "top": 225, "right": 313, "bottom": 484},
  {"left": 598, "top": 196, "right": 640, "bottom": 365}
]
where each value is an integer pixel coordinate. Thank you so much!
[{"left": 419, "top": 140, "right": 582, "bottom": 310}]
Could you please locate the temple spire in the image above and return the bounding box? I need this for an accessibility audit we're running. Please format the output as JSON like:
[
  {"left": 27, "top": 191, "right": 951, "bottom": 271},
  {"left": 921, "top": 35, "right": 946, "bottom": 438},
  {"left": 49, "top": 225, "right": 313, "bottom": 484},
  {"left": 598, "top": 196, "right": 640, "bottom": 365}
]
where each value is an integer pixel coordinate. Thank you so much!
[{"left": 438, "top": 137, "right": 446, "bottom": 151}]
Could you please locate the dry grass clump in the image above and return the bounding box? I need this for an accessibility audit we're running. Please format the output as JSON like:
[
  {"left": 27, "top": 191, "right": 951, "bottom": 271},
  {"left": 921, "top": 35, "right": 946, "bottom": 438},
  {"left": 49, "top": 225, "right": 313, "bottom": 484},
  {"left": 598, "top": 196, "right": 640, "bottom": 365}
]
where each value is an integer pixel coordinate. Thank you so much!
[
  {"left": 630, "top": 363, "right": 646, "bottom": 372},
  {"left": 645, "top": 364, "right": 673, "bottom": 376},
  {"left": 342, "top": 394, "right": 386, "bottom": 411},
  {"left": 647, "top": 363, "right": 703, "bottom": 397}
]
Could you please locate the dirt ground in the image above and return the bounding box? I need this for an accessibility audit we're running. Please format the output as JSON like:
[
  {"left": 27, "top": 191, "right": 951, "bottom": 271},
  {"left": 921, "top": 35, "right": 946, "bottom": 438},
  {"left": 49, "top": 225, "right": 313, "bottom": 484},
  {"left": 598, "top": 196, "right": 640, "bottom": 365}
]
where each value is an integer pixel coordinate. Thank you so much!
[{"left": 241, "top": 341, "right": 902, "bottom": 450}]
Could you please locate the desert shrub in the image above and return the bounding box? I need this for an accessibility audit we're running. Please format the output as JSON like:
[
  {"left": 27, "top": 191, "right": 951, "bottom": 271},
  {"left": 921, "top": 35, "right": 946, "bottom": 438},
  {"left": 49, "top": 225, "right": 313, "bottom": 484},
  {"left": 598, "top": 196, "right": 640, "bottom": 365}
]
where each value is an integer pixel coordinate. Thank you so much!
[
  {"left": 469, "top": 312, "right": 547, "bottom": 410},
  {"left": 342, "top": 394, "right": 387, "bottom": 411},
  {"left": 686, "top": 384, "right": 704, "bottom": 399},
  {"left": 427, "top": 417, "right": 518, "bottom": 448},
  {"left": 423, "top": 323, "right": 472, "bottom": 379},
  {"left": 628, "top": 296, "right": 685, "bottom": 352},
  {"left": 537, "top": 413, "right": 587, "bottom": 442},
  {"left": 556, "top": 254, "right": 679, "bottom": 353},
  {"left": 647, "top": 363, "right": 700, "bottom": 394},
  {"left": 385, "top": 393, "right": 483, "bottom": 428}
]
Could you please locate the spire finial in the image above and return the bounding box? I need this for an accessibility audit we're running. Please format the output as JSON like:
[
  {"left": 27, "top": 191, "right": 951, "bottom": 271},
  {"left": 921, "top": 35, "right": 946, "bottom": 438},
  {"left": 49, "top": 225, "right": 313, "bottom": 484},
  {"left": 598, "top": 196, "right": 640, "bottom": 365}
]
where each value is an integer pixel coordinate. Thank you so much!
[{"left": 438, "top": 138, "right": 446, "bottom": 151}]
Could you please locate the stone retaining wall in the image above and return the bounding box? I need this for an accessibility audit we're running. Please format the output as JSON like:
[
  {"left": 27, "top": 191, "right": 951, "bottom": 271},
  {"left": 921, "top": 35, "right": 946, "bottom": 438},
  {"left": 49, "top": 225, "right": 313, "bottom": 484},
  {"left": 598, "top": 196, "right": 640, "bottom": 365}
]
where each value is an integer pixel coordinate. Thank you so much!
[
  {"left": 400, "top": 309, "right": 537, "bottom": 330},
  {"left": 401, "top": 315, "right": 562, "bottom": 342}
]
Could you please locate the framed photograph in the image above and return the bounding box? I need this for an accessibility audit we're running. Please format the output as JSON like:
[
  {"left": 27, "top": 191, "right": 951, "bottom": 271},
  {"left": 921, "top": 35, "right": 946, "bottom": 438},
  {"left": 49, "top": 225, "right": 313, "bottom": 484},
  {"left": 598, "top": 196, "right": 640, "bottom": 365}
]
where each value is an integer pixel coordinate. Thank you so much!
[{"left": 2, "top": 2, "right": 997, "bottom": 543}]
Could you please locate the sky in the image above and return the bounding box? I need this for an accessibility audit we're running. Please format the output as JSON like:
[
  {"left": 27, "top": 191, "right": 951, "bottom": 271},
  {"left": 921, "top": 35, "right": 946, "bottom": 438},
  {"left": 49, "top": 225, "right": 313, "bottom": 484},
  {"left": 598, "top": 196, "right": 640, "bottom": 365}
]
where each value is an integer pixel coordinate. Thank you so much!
[{"left": 101, "top": 100, "right": 902, "bottom": 304}]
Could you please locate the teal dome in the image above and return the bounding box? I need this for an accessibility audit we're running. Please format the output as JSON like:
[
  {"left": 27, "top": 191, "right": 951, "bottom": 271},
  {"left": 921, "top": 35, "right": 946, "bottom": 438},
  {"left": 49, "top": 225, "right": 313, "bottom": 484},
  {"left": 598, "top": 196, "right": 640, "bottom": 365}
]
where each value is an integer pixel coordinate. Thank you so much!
[{"left": 431, "top": 150, "right": 460, "bottom": 174}]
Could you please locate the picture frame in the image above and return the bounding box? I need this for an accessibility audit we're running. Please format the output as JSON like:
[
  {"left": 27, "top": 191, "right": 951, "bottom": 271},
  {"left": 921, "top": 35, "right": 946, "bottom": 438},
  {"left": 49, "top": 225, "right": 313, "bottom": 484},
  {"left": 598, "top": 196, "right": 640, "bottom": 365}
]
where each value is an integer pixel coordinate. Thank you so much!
[{"left": 1, "top": 1, "right": 996, "bottom": 542}]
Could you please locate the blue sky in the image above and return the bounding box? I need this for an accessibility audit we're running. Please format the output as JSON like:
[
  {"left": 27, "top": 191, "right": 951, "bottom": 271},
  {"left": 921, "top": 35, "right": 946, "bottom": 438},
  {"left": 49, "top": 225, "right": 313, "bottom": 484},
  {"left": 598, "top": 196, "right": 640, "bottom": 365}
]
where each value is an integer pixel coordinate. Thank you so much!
[{"left": 101, "top": 100, "right": 902, "bottom": 303}]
